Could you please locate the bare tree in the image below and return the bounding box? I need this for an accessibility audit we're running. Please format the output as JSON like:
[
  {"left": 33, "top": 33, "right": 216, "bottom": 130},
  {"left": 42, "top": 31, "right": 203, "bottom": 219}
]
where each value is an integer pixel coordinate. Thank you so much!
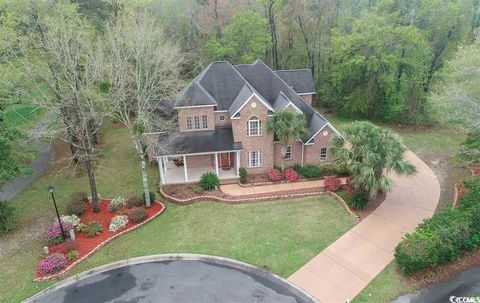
[
  {"left": 11, "top": 1, "right": 109, "bottom": 211},
  {"left": 102, "top": 11, "right": 183, "bottom": 207}
]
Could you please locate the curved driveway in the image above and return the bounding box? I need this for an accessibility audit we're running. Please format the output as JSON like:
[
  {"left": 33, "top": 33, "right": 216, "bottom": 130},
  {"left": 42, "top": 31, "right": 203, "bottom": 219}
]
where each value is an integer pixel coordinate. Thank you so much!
[{"left": 288, "top": 150, "right": 441, "bottom": 303}]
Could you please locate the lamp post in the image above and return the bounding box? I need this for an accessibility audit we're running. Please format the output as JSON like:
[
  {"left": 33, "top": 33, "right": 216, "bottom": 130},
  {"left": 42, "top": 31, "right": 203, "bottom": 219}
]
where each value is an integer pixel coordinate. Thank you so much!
[{"left": 47, "top": 186, "right": 66, "bottom": 241}]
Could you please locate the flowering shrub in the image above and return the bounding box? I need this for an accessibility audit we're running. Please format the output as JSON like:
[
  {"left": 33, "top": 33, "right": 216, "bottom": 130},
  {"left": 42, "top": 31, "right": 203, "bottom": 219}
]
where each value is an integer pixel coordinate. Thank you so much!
[
  {"left": 128, "top": 207, "right": 147, "bottom": 223},
  {"left": 109, "top": 215, "right": 128, "bottom": 232},
  {"left": 60, "top": 215, "right": 80, "bottom": 227},
  {"left": 324, "top": 175, "right": 341, "bottom": 192},
  {"left": 284, "top": 168, "right": 299, "bottom": 182},
  {"left": 108, "top": 197, "right": 125, "bottom": 212},
  {"left": 62, "top": 238, "right": 77, "bottom": 253},
  {"left": 37, "top": 253, "right": 68, "bottom": 275},
  {"left": 44, "top": 222, "right": 73, "bottom": 245},
  {"left": 267, "top": 169, "right": 282, "bottom": 181},
  {"left": 126, "top": 196, "right": 143, "bottom": 209}
]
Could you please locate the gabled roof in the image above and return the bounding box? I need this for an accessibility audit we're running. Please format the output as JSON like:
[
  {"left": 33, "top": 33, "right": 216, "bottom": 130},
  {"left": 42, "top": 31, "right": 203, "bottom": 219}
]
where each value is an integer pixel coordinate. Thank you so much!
[
  {"left": 274, "top": 69, "right": 316, "bottom": 94},
  {"left": 174, "top": 59, "right": 337, "bottom": 143}
]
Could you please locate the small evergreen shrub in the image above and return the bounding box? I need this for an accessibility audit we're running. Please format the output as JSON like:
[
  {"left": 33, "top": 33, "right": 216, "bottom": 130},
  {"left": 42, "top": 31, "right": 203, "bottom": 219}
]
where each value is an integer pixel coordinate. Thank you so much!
[
  {"left": 0, "top": 201, "right": 16, "bottom": 235},
  {"left": 324, "top": 175, "right": 341, "bottom": 192},
  {"left": 239, "top": 167, "right": 248, "bottom": 184},
  {"left": 192, "top": 186, "right": 204, "bottom": 195},
  {"left": 142, "top": 191, "right": 156, "bottom": 203},
  {"left": 108, "top": 197, "right": 126, "bottom": 212},
  {"left": 199, "top": 172, "right": 220, "bottom": 190},
  {"left": 66, "top": 192, "right": 88, "bottom": 215},
  {"left": 348, "top": 191, "right": 369, "bottom": 210},
  {"left": 44, "top": 222, "right": 73, "bottom": 245},
  {"left": 300, "top": 165, "right": 321, "bottom": 178},
  {"left": 37, "top": 253, "right": 68, "bottom": 275},
  {"left": 284, "top": 168, "right": 299, "bottom": 182},
  {"left": 128, "top": 207, "right": 147, "bottom": 223},
  {"left": 109, "top": 215, "right": 128, "bottom": 232},
  {"left": 67, "top": 250, "right": 79, "bottom": 261},
  {"left": 126, "top": 195, "right": 143, "bottom": 209},
  {"left": 291, "top": 164, "right": 302, "bottom": 173},
  {"left": 266, "top": 169, "right": 282, "bottom": 181},
  {"left": 81, "top": 221, "right": 103, "bottom": 238}
]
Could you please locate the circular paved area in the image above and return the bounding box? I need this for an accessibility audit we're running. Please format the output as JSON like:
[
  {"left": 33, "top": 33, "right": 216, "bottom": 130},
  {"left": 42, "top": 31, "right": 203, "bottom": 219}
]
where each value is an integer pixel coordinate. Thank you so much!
[{"left": 26, "top": 255, "right": 316, "bottom": 303}]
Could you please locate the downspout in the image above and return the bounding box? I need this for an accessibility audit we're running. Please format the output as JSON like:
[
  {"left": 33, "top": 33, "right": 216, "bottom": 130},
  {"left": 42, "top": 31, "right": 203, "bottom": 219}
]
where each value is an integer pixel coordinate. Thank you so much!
[{"left": 301, "top": 143, "right": 305, "bottom": 167}]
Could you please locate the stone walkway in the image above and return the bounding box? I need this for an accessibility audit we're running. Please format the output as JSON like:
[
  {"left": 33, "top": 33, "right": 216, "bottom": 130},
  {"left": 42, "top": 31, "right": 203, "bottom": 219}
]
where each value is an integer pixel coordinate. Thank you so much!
[
  {"left": 288, "top": 150, "right": 441, "bottom": 303},
  {"left": 221, "top": 178, "right": 347, "bottom": 196}
]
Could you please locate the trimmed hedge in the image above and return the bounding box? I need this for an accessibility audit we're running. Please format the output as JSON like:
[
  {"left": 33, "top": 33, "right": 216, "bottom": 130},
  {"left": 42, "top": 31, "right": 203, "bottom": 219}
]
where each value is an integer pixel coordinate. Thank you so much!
[
  {"left": 394, "top": 180, "right": 480, "bottom": 275},
  {"left": 300, "top": 165, "right": 321, "bottom": 178}
]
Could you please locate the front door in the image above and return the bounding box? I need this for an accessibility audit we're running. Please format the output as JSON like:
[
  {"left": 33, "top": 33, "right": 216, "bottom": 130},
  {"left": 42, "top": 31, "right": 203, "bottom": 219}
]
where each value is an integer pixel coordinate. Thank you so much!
[{"left": 220, "top": 153, "right": 231, "bottom": 168}]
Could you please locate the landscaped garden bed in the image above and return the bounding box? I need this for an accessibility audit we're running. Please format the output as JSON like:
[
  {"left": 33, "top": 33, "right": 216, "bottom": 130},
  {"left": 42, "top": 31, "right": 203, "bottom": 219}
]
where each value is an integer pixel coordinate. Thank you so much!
[{"left": 34, "top": 196, "right": 165, "bottom": 281}]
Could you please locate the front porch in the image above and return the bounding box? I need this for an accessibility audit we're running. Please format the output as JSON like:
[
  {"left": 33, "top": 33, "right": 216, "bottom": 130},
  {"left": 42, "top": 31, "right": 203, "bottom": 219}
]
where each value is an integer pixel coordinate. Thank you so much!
[{"left": 157, "top": 151, "right": 240, "bottom": 185}]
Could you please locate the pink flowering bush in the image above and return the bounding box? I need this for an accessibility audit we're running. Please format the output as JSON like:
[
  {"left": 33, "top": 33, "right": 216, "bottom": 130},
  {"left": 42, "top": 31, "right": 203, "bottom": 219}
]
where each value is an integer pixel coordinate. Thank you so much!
[
  {"left": 284, "top": 168, "right": 299, "bottom": 182},
  {"left": 324, "top": 175, "right": 341, "bottom": 192},
  {"left": 44, "top": 222, "right": 73, "bottom": 245},
  {"left": 37, "top": 253, "right": 68, "bottom": 275},
  {"left": 267, "top": 169, "right": 282, "bottom": 181}
]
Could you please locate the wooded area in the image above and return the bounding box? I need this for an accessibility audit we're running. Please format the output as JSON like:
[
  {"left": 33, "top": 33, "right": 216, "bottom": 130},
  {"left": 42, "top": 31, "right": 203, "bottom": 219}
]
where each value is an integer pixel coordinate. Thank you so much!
[{"left": 1, "top": 0, "right": 479, "bottom": 182}]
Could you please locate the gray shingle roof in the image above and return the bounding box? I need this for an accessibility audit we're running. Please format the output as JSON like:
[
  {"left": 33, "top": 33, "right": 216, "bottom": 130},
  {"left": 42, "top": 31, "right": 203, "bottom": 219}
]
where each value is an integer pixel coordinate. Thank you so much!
[
  {"left": 154, "top": 127, "right": 242, "bottom": 156},
  {"left": 174, "top": 59, "right": 330, "bottom": 142},
  {"left": 273, "top": 92, "right": 291, "bottom": 111},
  {"left": 274, "top": 69, "right": 316, "bottom": 94}
]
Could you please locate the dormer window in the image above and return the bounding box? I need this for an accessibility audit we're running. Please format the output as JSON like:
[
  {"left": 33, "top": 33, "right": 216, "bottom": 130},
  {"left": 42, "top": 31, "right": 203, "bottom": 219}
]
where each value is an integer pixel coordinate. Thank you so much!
[{"left": 247, "top": 116, "right": 261, "bottom": 136}]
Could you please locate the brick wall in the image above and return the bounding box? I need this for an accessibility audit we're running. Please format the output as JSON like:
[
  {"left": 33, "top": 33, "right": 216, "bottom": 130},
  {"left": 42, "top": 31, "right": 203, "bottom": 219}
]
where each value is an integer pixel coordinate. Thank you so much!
[
  {"left": 214, "top": 112, "right": 231, "bottom": 127},
  {"left": 274, "top": 141, "right": 303, "bottom": 168},
  {"left": 177, "top": 107, "right": 215, "bottom": 133},
  {"left": 304, "top": 125, "right": 336, "bottom": 165},
  {"left": 186, "top": 154, "right": 215, "bottom": 168},
  {"left": 231, "top": 96, "right": 274, "bottom": 174}
]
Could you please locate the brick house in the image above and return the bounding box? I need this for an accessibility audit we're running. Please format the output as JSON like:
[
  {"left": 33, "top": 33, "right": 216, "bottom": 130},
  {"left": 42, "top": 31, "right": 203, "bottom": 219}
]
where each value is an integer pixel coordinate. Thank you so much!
[{"left": 150, "top": 59, "right": 342, "bottom": 184}]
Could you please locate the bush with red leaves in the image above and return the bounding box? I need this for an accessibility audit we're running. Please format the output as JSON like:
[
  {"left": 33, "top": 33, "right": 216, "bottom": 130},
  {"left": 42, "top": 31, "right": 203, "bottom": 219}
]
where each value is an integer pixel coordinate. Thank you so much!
[
  {"left": 266, "top": 169, "right": 282, "bottom": 181},
  {"left": 128, "top": 207, "right": 147, "bottom": 223},
  {"left": 284, "top": 168, "right": 299, "bottom": 182},
  {"left": 62, "top": 238, "right": 77, "bottom": 253},
  {"left": 324, "top": 175, "right": 341, "bottom": 192}
]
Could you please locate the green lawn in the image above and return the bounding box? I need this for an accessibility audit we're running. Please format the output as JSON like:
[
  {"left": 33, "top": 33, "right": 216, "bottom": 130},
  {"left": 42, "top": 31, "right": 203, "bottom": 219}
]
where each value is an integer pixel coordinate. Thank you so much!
[
  {"left": 0, "top": 124, "right": 356, "bottom": 302},
  {"left": 4, "top": 104, "right": 43, "bottom": 128}
]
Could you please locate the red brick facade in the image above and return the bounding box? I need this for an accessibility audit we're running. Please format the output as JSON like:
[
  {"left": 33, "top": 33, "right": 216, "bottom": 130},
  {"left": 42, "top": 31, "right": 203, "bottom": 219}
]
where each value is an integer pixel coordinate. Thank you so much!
[
  {"left": 304, "top": 125, "right": 336, "bottom": 165},
  {"left": 214, "top": 111, "right": 231, "bottom": 127},
  {"left": 177, "top": 106, "right": 215, "bottom": 132},
  {"left": 186, "top": 154, "right": 215, "bottom": 168},
  {"left": 274, "top": 141, "right": 303, "bottom": 168}
]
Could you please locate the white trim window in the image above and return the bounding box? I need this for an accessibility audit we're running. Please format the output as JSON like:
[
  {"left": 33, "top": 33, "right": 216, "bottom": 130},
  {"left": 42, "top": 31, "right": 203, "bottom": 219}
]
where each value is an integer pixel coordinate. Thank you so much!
[
  {"left": 248, "top": 150, "right": 262, "bottom": 168},
  {"left": 201, "top": 115, "right": 208, "bottom": 129},
  {"left": 284, "top": 146, "right": 292, "bottom": 160},
  {"left": 320, "top": 148, "right": 327, "bottom": 160},
  {"left": 247, "top": 116, "right": 261, "bottom": 136},
  {"left": 186, "top": 117, "right": 192, "bottom": 130},
  {"left": 194, "top": 116, "right": 200, "bottom": 129}
]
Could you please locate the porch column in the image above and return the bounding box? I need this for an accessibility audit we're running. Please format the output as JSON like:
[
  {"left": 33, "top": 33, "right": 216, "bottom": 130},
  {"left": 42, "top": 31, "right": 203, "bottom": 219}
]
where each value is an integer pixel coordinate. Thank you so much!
[
  {"left": 183, "top": 155, "right": 189, "bottom": 182},
  {"left": 158, "top": 157, "right": 165, "bottom": 185},
  {"left": 215, "top": 153, "right": 219, "bottom": 177},
  {"left": 236, "top": 151, "right": 240, "bottom": 177}
]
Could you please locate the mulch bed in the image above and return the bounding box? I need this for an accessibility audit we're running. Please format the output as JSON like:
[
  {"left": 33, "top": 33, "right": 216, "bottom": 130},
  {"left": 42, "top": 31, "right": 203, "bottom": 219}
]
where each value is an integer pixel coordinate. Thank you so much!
[
  {"left": 163, "top": 184, "right": 236, "bottom": 200},
  {"left": 35, "top": 199, "right": 165, "bottom": 281},
  {"left": 357, "top": 191, "right": 386, "bottom": 221},
  {"left": 470, "top": 165, "right": 480, "bottom": 177}
]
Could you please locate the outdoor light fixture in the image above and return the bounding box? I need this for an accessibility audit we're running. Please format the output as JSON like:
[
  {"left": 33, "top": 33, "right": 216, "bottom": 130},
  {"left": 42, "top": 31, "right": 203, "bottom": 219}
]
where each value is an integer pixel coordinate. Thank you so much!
[{"left": 47, "top": 185, "right": 66, "bottom": 240}]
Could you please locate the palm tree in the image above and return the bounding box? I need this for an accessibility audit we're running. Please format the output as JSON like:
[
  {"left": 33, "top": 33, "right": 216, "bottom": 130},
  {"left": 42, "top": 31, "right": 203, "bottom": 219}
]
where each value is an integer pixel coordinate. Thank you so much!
[
  {"left": 267, "top": 110, "right": 308, "bottom": 171},
  {"left": 332, "top": 121, "right": 416, "bottom": 198}
]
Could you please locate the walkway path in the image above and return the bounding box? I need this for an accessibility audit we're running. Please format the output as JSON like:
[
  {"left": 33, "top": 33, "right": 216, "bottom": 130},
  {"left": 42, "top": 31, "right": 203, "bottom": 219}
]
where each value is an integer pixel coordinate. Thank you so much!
[
  {"left": 0, "top": 116, "right": 54, "bottom": 201},
  {"left": 288, "top": 150, "right": 441, "bottom": 302},
  {"left": 221, "top": 178, "right": 347, "bottom": 196}
]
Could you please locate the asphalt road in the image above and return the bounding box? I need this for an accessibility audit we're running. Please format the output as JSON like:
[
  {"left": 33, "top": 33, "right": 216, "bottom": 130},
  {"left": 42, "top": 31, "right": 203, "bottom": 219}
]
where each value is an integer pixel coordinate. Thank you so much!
[
  {"left": 29, "top": 260, "right": 314, "bottom": 303},
  {"left": 392, "top": 267, "right": 480, "bottom": 303}
]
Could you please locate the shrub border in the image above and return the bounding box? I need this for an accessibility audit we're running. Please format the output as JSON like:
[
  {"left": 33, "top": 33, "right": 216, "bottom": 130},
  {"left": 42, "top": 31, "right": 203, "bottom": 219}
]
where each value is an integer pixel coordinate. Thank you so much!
[{"left": 34, "top": 200, "right": 166, "bottom": 282}]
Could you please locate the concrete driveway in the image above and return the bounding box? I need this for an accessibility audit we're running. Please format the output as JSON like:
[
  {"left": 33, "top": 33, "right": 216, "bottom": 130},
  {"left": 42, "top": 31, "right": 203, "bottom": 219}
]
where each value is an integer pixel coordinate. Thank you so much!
[{"left": 288, "top": 150, "right": 441, "bottom": 303}]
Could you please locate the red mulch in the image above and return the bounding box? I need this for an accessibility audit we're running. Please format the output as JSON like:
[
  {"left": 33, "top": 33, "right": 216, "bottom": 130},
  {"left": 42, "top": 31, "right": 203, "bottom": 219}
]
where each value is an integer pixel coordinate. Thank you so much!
[
  {"left": 163, "top": 184, "right": 235, "bottom": 200},
  {"left": 35, "top": 199, "right": 164, "bottom": 279},
  {"left": 470, "top": 165, "right": 480, "bottom": 177}
]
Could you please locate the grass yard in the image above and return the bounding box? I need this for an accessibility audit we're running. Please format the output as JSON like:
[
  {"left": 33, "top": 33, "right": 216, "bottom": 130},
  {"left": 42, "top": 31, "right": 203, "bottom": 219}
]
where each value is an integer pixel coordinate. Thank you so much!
[
  {"left": 0, "top": 124, "right": 356, "bottom": 302},
  {"left": 4, "top": 104, "right": 43, "bottom": 128}
]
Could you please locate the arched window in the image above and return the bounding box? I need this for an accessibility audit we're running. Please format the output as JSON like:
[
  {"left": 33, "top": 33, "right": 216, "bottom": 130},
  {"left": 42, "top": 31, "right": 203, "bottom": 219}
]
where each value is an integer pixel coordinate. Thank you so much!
[{"left": 247, "top": 116, "right": 261, "bottom": 136}]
